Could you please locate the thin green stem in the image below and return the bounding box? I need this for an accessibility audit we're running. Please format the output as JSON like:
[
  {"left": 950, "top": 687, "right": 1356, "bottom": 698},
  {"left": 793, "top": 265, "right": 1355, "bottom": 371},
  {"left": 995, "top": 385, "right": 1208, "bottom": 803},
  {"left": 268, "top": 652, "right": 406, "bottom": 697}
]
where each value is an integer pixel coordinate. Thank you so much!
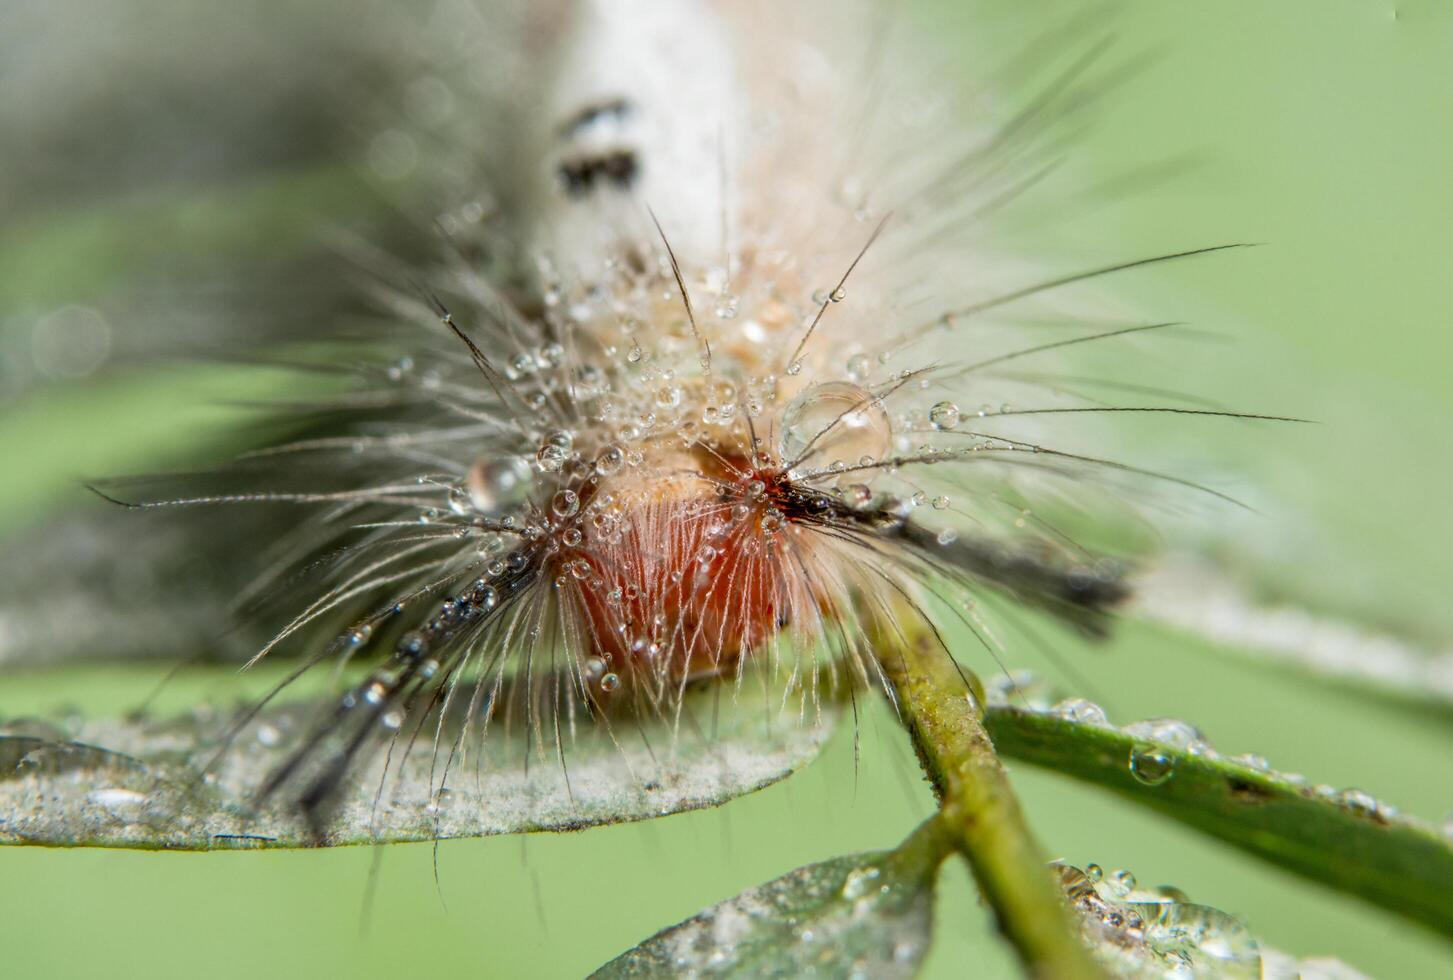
[{"left": 873, "top": 614, "right": 1105, "bottom": 980}]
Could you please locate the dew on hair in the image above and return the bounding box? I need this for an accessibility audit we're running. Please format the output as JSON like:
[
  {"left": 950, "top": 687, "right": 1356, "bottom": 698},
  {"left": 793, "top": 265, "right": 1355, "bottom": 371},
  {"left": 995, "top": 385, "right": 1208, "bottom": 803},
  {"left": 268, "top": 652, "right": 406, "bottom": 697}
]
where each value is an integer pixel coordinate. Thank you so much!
[
  {"left": 779, "top": 381, "right": 893, "bottom": 466},
  {"left": 385, "top": 356, "right": 414, "bottom": 382},
  {"left": 468, "top": 457, "right": 533, "bottom": 511},
  {"left": 928, "top": 401, "right": 960, "bottom": 430},
  {"left": 395, "top": 631, "right": 428, "bottom": 660},
  {"left": 536, "top": 443, "right": 567, "bottom": 472},
  {"left": 552, "top": 489, "right": 581, "bottom": 518},
  {"left": 255, "top": 723, "right": 282, "bottom": 748}
]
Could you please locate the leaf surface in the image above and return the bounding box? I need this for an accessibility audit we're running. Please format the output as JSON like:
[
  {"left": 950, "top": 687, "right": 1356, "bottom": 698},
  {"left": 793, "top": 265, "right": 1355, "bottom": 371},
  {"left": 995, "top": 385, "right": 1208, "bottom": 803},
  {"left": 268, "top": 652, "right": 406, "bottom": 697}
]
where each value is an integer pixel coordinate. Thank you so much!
[
  {"left": 0, "top": 686, "right": 837, "bottom": 850},
  {"left": 592, "top": 821, "right": 943, "bottom": 979}
]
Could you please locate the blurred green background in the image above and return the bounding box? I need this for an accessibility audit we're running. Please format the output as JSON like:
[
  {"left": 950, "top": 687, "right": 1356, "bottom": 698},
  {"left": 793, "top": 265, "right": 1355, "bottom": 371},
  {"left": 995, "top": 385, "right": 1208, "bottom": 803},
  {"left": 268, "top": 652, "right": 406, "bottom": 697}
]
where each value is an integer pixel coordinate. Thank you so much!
[{"left": 2, "top": 2, "right": 1451, "bottom": 977}]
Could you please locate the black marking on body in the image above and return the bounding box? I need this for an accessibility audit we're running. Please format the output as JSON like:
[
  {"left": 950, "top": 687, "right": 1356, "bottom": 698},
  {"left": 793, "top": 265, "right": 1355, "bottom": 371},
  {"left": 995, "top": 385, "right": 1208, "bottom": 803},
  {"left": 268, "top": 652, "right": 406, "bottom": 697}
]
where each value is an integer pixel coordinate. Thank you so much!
[{"left": 557, "top": 149, "right": 639, "bottom": 197}]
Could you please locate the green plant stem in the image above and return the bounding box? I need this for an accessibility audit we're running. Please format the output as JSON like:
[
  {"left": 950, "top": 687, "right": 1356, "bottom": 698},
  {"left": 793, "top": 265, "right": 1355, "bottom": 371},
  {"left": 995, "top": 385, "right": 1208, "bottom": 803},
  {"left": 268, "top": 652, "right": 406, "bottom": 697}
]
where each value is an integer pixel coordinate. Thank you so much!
[{"left": 874, "top": 618, "right": 1105, "bottom": 980}]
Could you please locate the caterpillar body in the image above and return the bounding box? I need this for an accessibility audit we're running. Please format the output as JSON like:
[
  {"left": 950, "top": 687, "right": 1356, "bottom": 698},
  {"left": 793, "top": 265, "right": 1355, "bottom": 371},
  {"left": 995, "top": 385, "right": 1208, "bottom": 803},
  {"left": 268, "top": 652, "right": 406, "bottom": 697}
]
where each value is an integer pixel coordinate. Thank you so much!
[{"left": 10, "top": 0, "right": 1275, "bottom": 835}]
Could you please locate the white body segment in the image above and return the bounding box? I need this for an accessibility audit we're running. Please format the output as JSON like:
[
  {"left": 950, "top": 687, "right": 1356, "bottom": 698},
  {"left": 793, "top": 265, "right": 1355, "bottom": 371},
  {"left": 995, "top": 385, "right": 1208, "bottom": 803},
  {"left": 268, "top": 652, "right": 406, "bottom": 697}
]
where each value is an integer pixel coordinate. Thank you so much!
[{"left": 530, "top": 0, "right": 743, "bottom": 278}]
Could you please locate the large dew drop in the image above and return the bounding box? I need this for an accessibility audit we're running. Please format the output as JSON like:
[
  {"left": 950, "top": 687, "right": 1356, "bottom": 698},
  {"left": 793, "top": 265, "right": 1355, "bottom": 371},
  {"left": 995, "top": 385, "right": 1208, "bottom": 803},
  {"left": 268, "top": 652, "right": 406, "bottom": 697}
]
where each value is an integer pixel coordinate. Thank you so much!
[
  {"left": 1128, "top": 742, "right": 1175, "bottom": 786},
  {"left": 779, "top": 381, "right": 892, "bottom": 470},
  {"left": 467, "top": 456, "right": 533, "bottom": 512}
]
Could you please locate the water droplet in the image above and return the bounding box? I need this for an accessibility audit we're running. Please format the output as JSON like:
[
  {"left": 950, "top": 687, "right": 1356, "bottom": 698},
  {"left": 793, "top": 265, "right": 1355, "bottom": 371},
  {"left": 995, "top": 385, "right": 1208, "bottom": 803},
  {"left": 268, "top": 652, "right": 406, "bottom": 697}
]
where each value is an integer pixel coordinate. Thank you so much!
[
  {"left": 846, "top": 353, "right": 872, "bottom": 381},
  {"left": 626, "top": 344, "right": 643, "bottom": 363},
  {"left": 397, "top": 632, "right": 429, "bottom": 660},
  {"left": 929, "top": 401, "right": 961, "bottom": 430},
  {"left": 760, "top": 510, "right": 784, "bottom": 533},
  {"left": 931, "top": 495, "right": 950, "bottom": 510},
  {"left": 1122, "top": 717, "right": 1208, "bottom": 753},
  {"left": 786, "top": 359, "right": 804, "bottom": 376},
  {"left": 552, "top": 489, "right": 580, "bottom": 518},
  {"left": 840, "top": 865, "right": 882, "bottom": 900},
  {"left": 600, "top": 672, "right": 620, "bottom": 692},
  {"left": 1053, "top": 697, "right": 1110, "bottom": 727},
  {"left": 538, "top": 342, "right": 565, "bottom": 367},
  {"left": 87, "top": 787, "right": 148, "bottom": 816},
  {"left": 1336, "top": 788, "right": 1384, "bottom": 820},
  {"left": 346, "top": 625, "right": 372, "bottom": 647},
  {"left": 1129, "top": 742, "right": 1176, "bottom": 786},
  {"left": 843, "top": 483, "right": 873, "bottom": 508},
  {"left": 779, "top": 381, "right": 893, "bottom": 467}
]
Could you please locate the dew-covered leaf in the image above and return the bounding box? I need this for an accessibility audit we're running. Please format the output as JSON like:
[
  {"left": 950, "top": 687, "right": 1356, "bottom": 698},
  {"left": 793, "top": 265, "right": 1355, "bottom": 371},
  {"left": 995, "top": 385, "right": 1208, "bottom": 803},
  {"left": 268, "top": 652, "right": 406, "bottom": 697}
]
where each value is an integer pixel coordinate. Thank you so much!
[
  {"left": 983, "top": 697, "right": 1453, "bottom": 938},
  {"left": 1055, "top": 860, "right": 1261, "bottom": 978},
  {"left": 0, "top": 684, "right": 837, "bottom": 850},
  {"left": 591, "top": 821, "right": 945, "bottom": 979},
  {"left": 1132, "top": 556, "right": 1453, "bottom": 710},
  {"left": 1053, "top": 859, "right": 1372, "bottom": 979}
]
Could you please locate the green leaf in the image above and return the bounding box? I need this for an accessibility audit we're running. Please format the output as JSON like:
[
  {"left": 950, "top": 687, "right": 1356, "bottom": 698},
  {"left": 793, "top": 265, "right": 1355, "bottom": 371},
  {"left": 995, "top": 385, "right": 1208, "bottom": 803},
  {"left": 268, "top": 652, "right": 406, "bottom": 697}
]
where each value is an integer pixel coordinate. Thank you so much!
[
  {"left": 591, "top": 820, "right": 946, "bottom": 979},
  {"left": 0, "top": 685, "right": 838, "bottom": 850},
  {"left": 1132, "top": 557, "right": 1453, "bottom": 711},
  {"left": 984, "top": 700, "right": 1453, "bottom": 939}
]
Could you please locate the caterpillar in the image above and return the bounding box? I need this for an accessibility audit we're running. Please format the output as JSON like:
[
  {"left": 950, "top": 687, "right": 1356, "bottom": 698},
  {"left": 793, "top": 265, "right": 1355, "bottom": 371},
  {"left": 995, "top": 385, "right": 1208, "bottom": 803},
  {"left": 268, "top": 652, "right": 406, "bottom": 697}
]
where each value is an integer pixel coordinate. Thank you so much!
[{"left": 4, "top": 0, "right": 1289, "bottom": 837}]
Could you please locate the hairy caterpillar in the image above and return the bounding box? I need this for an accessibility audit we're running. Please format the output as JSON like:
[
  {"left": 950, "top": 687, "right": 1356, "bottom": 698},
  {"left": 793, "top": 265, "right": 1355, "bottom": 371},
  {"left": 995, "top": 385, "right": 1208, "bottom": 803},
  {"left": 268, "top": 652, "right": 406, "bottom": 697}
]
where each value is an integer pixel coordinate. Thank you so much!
[{"left": 6, "top": 0, "right": 1291, "bottom": 838}]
